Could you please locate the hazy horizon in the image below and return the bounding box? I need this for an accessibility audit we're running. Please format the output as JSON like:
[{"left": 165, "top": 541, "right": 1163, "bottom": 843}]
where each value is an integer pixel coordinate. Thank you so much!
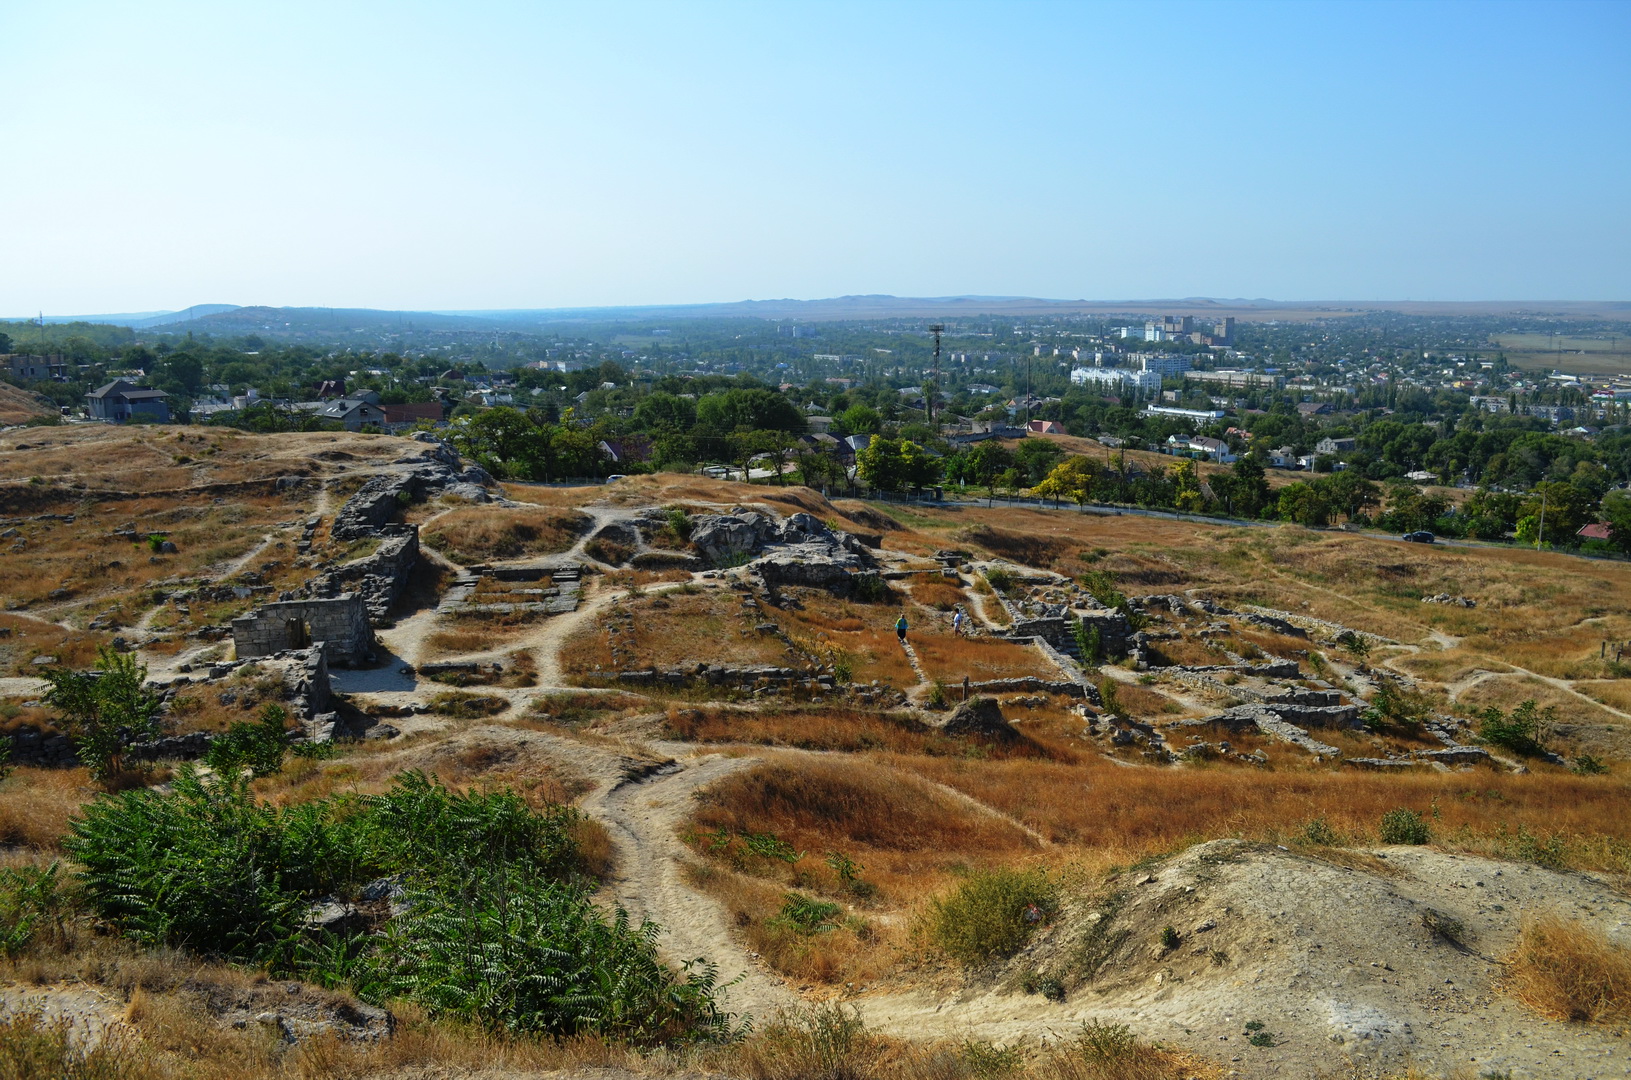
[{"left": 4, "top": 0, "right": 1628, "bottom": 314}]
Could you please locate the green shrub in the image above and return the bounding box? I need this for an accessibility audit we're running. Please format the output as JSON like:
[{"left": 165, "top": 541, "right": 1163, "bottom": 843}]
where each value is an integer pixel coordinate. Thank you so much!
[
  {"left": 850, "top": 572, "right": 889, "bottom": 602},
  {"left": 355, "top": 872, "right": 734, "bottom": 1043},
  {"left": 1074, "top": 1019, "right": 1136, "bottom": 1062},
  {"left": 1098, "top": 678, "right": 1123, "bottom": 716},
  {"left": 772, "top": 892, "right": 841, "bottom": 934},
  {"left": 66, "top": 768, "right": 728, "bottom": 1045},
  {"left": 0, "top": 862, "right": 71, "bottom": 958},
  {"left": 41, "top": 647, "right": 164, "bottom": 783},
  {"left": 982, "top": 567, "right": 1014, "bottom": 594},
  {"left": 1478, "top": 700, "right": 1557, "bottom": 757},
  {"left": 1159, "top": 924, "right": 1180, "bottom": 950},
  {"left": 1301, "top": 815, "right": 1341, "bottom": 846},
  {"left": 1379, "top": 807, "right": 1430, "bottom": 845},
  {"left": 1573, "top": 754, "right": 1608, "bottom": 776},
  {"left": 204, "top": 703, "right": 292, "bottom": 777},
  {"left": 925, "top": 867, "right": 1057, "bottom": 965}
]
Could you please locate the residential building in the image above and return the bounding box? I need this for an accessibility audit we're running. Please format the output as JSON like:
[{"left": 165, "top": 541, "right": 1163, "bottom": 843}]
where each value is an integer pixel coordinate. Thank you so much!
[
  {"left": 382, "top": 402, "right": 446, "bottom": 428},
  {"left": 1144, "top": 405, "right": 1225, "bottom": 421},
  {"left": 1187, "top": 436, "right": 1236, "bottom": 463},
  {"left": 1027, "top": 420, "right": 1066, "bottom": 435},
  {"left": 1183, "top": 369, "right": 1284, "bottom": 390},
  {"left": 4, "top": 354, "right": 70, "bottom": 381},
  {"left": 85, "top": 379, "right": 169, "bottom": 423},
  {"left": 1315, "top": 436, "right": 1357, "bottom": 455},
  {"left": 1133, "top": 354, "right": 1192, "bottom": 378},
  {"left": 301, "top": 397, "right": 387, "bottom": 431},
  {"left": 1070, "top": 367, "right": 1161, "bottom": 392}
]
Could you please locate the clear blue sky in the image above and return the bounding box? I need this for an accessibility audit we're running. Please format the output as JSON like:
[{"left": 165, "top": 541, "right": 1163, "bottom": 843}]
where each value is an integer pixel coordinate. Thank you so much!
[{"left": 2, "top": 0, "right": 1627, "bottom": 313}]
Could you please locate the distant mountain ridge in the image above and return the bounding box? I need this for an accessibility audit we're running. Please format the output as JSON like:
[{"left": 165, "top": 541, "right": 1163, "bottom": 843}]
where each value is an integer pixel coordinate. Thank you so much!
[{"left": 15, "top": 295, "right": 1631, "bottom": 333}]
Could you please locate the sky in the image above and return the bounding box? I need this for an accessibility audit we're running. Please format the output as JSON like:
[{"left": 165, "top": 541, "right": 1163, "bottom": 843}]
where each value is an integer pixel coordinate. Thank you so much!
[{"left": 2, "top": 0, "right": 1628, "bottom": 314}]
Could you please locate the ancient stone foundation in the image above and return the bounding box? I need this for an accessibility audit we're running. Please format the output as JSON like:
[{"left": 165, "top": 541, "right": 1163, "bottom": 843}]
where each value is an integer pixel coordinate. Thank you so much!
[{"left": 232, "top": 594, "right": 375, "bottom": 665}]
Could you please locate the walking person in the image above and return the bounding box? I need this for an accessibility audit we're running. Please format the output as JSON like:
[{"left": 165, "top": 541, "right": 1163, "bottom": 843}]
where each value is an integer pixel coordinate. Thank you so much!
[
  {"left": 895, "top": 611, "right": 909, "bottom": 644},
  {"left": 951, "top": 606, "right": 966, "bottom": 637}
]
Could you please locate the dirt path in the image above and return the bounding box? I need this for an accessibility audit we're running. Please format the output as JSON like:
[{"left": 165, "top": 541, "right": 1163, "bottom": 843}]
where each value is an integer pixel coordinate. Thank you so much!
[{"left": 579, "top": 743, "right": 799, "bottom": 1022}]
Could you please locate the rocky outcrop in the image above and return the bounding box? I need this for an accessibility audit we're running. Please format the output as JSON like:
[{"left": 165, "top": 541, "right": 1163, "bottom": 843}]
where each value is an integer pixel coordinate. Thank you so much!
[
  {"left": 941, "top": 695, "right": 1021, "bottom": 743},
  {"left": 690, "top": 509, "right": 875, "bottom": 570},
  {"left": 302, "top": 526, "right": 420, "bottom": 624}
]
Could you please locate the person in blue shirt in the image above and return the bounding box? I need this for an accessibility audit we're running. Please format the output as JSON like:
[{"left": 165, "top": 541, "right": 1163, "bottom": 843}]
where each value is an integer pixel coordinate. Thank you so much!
[{"left": 895, "top": 612, "right": 909, "bottom": 643}]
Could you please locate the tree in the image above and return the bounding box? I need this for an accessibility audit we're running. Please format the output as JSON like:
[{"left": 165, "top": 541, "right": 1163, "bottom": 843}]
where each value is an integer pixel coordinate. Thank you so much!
[
  {"left": 695, "top": 389, "right": 806, "bottom": 436},
  {"left": 632, "top": 391, "right": 696, "bottom": 433},
  {"left": 856, "top": 437, "right": 941, "bottom": 493},
  {"left": 1318, "top": 470, "right": 1381, "bottom": 522},
  {"left": 42, "top": 647, "right": 163, "bottom": 782},
  {"left": 1171, "top": 459, "right": 1205, "bottom": 514},
  {"left": 1601, "top": 490, "right": 1631, "bottom": 555},
  {"left": 1033, "top": 456, "right": 1100, "bottom": 511},
  {"left": 837, "top": 403, "right": 881, "bottom": 436},
  {"left": 1277, "top": 481, "right": 1332, "bottom": 527}
]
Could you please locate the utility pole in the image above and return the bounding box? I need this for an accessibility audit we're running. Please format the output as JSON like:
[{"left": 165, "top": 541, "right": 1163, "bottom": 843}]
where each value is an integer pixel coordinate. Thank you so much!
[
  {"left": 928, "top": 324, "right": 943, "bottom": 426},
  {"left": 1536, "top": 488, "right": 1547, "bottom": 549}
]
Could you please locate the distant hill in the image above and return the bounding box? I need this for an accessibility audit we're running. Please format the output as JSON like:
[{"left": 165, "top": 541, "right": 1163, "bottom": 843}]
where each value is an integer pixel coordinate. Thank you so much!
[
  {"left": 23, "top": 295, "right": 1631, "bottom": 334},
  {"left": 27, "top": 305, "right": 240, "bottom": 328}
]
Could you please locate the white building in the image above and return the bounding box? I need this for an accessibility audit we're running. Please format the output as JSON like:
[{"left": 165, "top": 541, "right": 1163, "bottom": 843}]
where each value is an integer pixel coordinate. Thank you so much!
[
  {"left": 1133, "top": 354, "right": 1193, "bottom": 378},
  {"left": 1070, "top": 367, "right": 1161, "bottom": 392}
]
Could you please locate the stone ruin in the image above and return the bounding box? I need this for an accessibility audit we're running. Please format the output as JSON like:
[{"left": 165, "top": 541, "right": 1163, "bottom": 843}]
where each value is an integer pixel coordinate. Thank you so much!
[{"left": 232, "top": 594, "right": 376, "bottom": 666}]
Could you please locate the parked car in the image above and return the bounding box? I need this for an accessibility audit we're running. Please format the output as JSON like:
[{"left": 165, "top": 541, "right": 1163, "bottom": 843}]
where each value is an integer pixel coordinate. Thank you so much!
[{"left": 1402, "top": 531, "right": 1435, "bottom": 544}]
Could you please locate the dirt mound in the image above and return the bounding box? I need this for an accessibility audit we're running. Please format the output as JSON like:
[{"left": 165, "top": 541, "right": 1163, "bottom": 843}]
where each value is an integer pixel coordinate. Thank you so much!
[
  {"left": 941, "top": 696, "right": 1020, "bottom": 744},
  {"left": 0, "top": 383, "right": 54, "bottom": 425},
  {"left": 864, "top": 839, "right": 1631, "bottom": 1077}
]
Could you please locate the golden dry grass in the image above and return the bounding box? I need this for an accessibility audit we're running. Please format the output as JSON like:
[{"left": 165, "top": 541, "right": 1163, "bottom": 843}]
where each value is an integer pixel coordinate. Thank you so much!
[
  {"left": 688, "top": 758, "right": 1041, "bottom": 903},
  {"left": 0, "top": 767, "right": 95, "bottom": 850},
  {"left": 560, "top": 589, "right": 791, "bottom": 676},
  {"left": 1455, "top": 675, "right": 1624, "bottom": 727},
  {"left": 911, "top": 579, "right": 966, "bottom": 611},
  {"left": 1506, "top": 913, "right": 1631, "bottom": 1023},
  {"left": 663, "top": 704, "right": 958, "bottom": 754},
  {"left": 422, "top": 505, "right": 589, "bottom": 563},
  {"left": 886, "top": 752, "right": 1631, "bottom": 871},
  {"left": 910, "top": 631, "right": 1060, "bottom": 684}
]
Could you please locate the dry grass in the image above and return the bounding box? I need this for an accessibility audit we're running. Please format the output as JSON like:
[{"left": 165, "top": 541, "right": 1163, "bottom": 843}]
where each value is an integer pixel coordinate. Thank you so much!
[
  {"left": 421, "top": 505, "right": 589, "bottom": 563},
  {"left": 1455, "top": 674, "right": 1624, "bottom": 728},
  {"left": 0, "top": 767, "right": 95, "bottom": 850},
  {"left": 911, "top": 579, "right": 966, "bottom": 611},
  {"left": 688, "top": 758, "right": 1040, "bottom": 903},
  {"left": 560, "top": 589, "right": 791, "bottom": 677},
  {"left": 887, "top": 752, "right": 1631, "bottom": 871},
  {"left": 0, "top": 614, "right": 107, "bottom": 676},
  {"left": 911, "top": 632, "right": 1061, "bottom": 684},
  {"left": 684, "top": 864, "right": 893, "bottom": 985},
  {"left": 663, "top": 704, "right": 970, "bottom": 756},
  {"left": 1506, "top": 913, "right": 1631, "bottom": 1023}
]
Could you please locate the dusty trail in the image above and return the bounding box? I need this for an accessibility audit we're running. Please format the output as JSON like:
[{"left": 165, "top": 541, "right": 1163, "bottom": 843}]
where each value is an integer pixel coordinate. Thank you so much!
[{"left": 579, "top": 743, "right": 798, "bottom": 1021}]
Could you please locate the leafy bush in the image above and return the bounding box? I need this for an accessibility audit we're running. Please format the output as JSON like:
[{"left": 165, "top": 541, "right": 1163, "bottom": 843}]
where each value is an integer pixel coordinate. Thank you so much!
[
  {"left": 41, "top": 647, "right": 163, "bottom": 782},
  {"left": 356, "top": 873, "right": 734, "bottom": 1043},
  {"left": 1098, "top": 679, "right": 1123, "bottom": 716},
  {"left": 1301, "top": 816, "right": 1341, "bottom": 846},
  {"left": 1478, "top": 700, "right": 1557, "bottom": 757},
  {"left": 1573, "top": 754, "right": 1608, "bottom": 776},
  {"left": 66, "top": 768, "right": 729, "bottom": 1044},
  {"left": 924, "top": 867, "right": 1057, "bottom": 965},
  {"left": 0, "top": 862, "right": 71, "bottom": 958},
  {"left": 982, "top": 566, "right": 1014, "bottom": 594},
  {"left": 1379, "top": 807, "right": 1430, "bottom": 845},
  {"left": 203, "top": 703, "right": 291, "bottom": 777},
  {"left": 772, "top": 892, "right": 842, "bottom": 934}
]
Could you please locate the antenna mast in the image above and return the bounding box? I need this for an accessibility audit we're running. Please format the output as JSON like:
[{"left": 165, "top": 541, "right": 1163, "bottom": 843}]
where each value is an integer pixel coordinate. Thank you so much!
[{"left": 928, "top": 324, "right": 944, "bottom": 425}]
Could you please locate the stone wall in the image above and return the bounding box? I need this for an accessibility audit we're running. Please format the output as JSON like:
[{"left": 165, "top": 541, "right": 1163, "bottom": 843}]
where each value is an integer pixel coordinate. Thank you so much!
[
  {"left": 232, "top": 595, "right": 375, "bottom": 665},
  {"left": 307, "top": 526, "right": 419, "bottom": 624}
]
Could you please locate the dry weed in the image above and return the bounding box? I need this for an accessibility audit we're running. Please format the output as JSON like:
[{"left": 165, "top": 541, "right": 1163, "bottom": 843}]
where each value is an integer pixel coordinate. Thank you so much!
[{"left": 1506, "top": 913, "right": 1631, "bottom": 1023}]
